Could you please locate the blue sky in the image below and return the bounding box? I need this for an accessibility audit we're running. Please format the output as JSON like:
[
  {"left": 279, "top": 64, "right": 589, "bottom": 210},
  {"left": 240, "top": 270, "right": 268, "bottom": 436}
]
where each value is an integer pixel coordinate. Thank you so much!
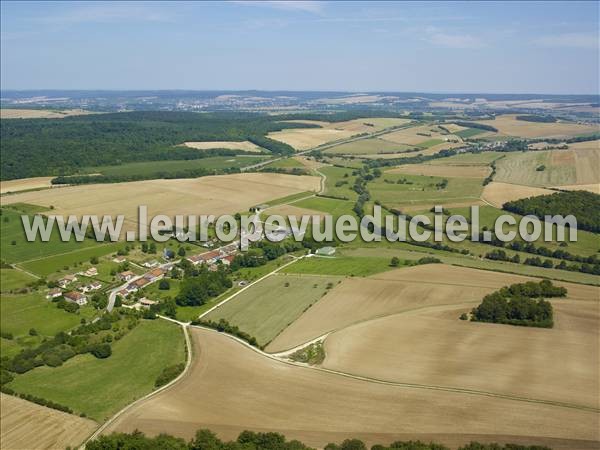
[{"left": 1, "top": 1, "right": 598, "bottom": 94}]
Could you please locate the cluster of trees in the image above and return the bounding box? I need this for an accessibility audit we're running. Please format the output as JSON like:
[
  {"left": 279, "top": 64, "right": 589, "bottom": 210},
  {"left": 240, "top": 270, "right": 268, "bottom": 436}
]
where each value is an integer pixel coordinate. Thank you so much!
[
  {"left": 87, "top": 428, "right": 551, "bottom": 450},
  {"left": 503, "top": 191, "right": 600, "bottom": 233},
  {"left": 155, "top": 362, "right": 186, "bottom": 388},
  {"left": 192, "top": 318, "right": 260, "bottom": 348},
  {"left": 175, "top": 266, "right": 232, "bottom": 307},
  {"left": 1, "top": 310, "right": 139, "bottom": 374},
  {"left": 515, "top": 115, "right": 557, "bottom": 123},
  {"left": 470, "top": 280, "right": 565, "bottom": 328},
  {"left": 1, "top": 111, "right": 306, "bottom": 180},
  {"left": 452, "top": 121, "right": 498, "bottom": 132}
]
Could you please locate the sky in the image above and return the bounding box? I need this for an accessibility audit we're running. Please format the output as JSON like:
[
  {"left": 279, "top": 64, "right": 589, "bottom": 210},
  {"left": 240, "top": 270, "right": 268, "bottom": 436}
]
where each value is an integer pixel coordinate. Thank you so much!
[{"left": 1, "top": 1, "right": 598, "bottom": 94}]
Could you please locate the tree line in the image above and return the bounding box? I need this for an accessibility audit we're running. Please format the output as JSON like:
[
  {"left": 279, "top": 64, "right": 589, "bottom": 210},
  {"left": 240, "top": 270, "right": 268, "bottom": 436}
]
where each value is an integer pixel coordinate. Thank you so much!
[{"left": 86, "top": 428, "right": 551, "bottom": 450}]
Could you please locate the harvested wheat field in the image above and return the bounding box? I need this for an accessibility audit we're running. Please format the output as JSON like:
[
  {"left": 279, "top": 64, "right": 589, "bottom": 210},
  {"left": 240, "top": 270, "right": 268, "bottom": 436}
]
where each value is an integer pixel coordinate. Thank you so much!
[
  {"left": 0, "top": 393, "right": 98, "bottom": 450},
  {"left": 481, "top": 181, "right": 555, "bottom": 207},
  {"left": 268, "top": 118, "right": 410, "bottom": 150},
  {"left": 0, "top": 108, "right": 93, "bottom": 119},
  {"left": 323, "top": 299, "right": 599, "bottom": 409},
  {"left": 182, "top": 141, "right": 265, "bottom": 152},
  {"left": 1, "top": 173, "right": 320, "bottom": 231},
  {"left": 474, "top": 115, "right": 599, "bottom": 139},
  {"left": 387, "top": 164, "right": 490, "bottom": 179},
  {"left": 267, "top": 264, "right": 594, "bottom": 353},
  {"left": 103, "top": 327, "right": 599, "bottom": 449},
  {"left": 0, "top": 176, "right": 55, "bottom": 194}
]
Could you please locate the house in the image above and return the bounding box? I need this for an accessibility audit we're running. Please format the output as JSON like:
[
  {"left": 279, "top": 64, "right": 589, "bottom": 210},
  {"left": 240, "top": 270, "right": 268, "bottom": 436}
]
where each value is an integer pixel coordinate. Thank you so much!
[
  {"left": 58, "top": 274, "right": 77, "bottom": 288},
  {"left": 112, "top": 256, "right": 126, "bottom": 263},
  {"left": 142, "top": 260, "right": 159, "bottom": 268},
  {"left": 63, "top": 291, "right": 87, "bottom": 306},
  {"left": 221, "top": 255, "right": 235, "bottom": 266},
  {"left": 133, "top": 277, "right": 149, "bottom": 289},
  {"left": 315, "top": 246, "right": 336, "bottom": 256},
  {"left": 46, "top": 288, "right": 63, "bottom": 299},
  {"left": 83, "top": 267, "right": 98, "bottom": 277},
  {"left": 89, "top": 281, "right": 102, "bottom": 290},
  {"left": 116, "top": 289, "right": 129, "bottom": 297},
  {"left": 187, "top": 250, "right": 220, "bottom": 266},
  {"left": 144, "top": 267, "right": 166, "bottom": 281},
  {"left": 118, "top": 270, "right": 136, "bottom": 282},
  {"left": 220, "top": 243, "right": 239, "bottom": 255}
]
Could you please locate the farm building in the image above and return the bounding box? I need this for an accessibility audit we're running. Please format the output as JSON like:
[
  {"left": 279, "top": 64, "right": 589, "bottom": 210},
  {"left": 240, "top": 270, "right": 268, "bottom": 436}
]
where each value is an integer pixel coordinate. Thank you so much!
[
  {"left": 83, "top": 267, "right": 98, "bottom": 277},
  {"left": 58, "top": 274, "right": 77, "bottom": 288},
  {"left": 63, "top": 291, "right": 88, "bottom": 306},
  {"left": 46, "top": 288, "right": 63, "bottom": 299},
  {"left": 144, "top": 267, "right": 166, "bottom": 281},
  {"left": 315, "top": 246, "right": 336, "bottom": 256},
  {"left": 119, "top": 271, "right": 136, "bottom": 282},
  {"left": 188, "top": 250, "right": 221, "bottom": 266},
  {"left": 112, "top": 256, "right": 126, "bottom": 263}
]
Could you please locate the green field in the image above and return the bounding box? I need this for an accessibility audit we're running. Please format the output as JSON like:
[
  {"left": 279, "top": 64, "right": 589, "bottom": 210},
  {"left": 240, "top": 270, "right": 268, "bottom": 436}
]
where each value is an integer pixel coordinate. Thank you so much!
[
  {"left": 319, "top": 166, "right": 357, "bottom": 200},
  {"left": 0, "top": 205, "right": 102, "bottom": 264},
  {"left": 0, "top": 268, "right": 37, "bottom": 292},
  {"left": 370, "top": 172, "right": 484, "bottom": 210},
  {"left": 1, "top": 291, "right": 98, "bottom": 338},
  {"left": 85, "top": 155, "right": 268, "bottom": 177},
  {"left": 19, "top": 242, "right": 124, "bottom": 277},
  {"left": 282, "top": 255, "right": 402, "bottom": 277},
  {"left": 261, "top": 157, "right": 304, "bottom": 169},
  {"left": 7, "top": 319, "right": 186, "bottom": 421},
  {"left": 205, "top": 273, "right": 342, "bottom": 346},
  {"left": 493, "top": 151, "right": 575, "bottom": 186},
  {"left": 293, "top": 196, "right": 356, "bottom": 217},
  {"left": 324, "top": 137, "right": 414, "bottom": 155},
  {"left": 455, "top": 128, "right": 487, "bottom": 139},
  {"left": 417, "top": 138, "right": 444, "bottom": 148}
]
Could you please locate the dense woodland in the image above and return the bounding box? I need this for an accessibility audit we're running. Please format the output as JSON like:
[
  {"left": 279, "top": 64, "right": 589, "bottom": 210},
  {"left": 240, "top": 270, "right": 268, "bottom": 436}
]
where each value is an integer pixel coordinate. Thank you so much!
[
  {"left": 469, "top": 280, "right": 566, "bottom": 328},
  {"left": 515, "top": 115, "right": 557, "bottom": 123},
  {"left": 0, "top": 112, "right": 306, "bottom": 180},
  {"left": 86, "top": 428, "right": 551, "bottom": 450},
  {"left": 503, "top": 191, "right": 600, "bottom": 233}
]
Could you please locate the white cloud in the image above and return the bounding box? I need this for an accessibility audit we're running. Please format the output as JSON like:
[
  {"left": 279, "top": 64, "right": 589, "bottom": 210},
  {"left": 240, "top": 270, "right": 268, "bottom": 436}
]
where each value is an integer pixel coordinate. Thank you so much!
[
  {"left": 34, "top": 4, "right": 178, "bottom": 25},
  {"left": 533, "top": 32, "right": 598, "bottom": 49},
  {"left": 424, "top": 29, "right": 485, "bottom": 49},
  {"left": 232, "top": 1, "right": 323, "bottom": 14}
]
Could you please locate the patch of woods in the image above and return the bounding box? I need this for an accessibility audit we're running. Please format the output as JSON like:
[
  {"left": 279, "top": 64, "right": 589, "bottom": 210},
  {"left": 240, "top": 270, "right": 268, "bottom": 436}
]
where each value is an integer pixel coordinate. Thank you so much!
[
  {"left": 87, "top": 428, "right": 551, "bottom": 450},
  {"left": 289, "top": 341, "right": 325, "bottom": 365},
  {"left": 192, "top": 318, "right": 261, "bottom": 349},
  {"left": 1, "top": 111, "right": 307, "bottom": 180},
  {"left": 452, "top": 121, "right": 499, "bottom": 132},
  {"left": 466, "top": 280, "right": 566, "bottom": 328},
  {"left": 503, "top": 191, "right": 600, "bottom": 233},
  {"left": 516, "top": 115, "right": 557, "bottom": 123},
  {"left": 154, "top": 362, "right": 186, "bottom": 388}
]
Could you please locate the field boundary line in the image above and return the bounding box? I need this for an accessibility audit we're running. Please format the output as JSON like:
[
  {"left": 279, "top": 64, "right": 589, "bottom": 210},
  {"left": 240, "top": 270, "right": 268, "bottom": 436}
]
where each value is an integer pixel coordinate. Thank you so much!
[
  {"left": 80, "top": 319, "right": 192, "bottom": 448},
  {"left": 191, "top": 325, "right": 600, "bottom": 414}
]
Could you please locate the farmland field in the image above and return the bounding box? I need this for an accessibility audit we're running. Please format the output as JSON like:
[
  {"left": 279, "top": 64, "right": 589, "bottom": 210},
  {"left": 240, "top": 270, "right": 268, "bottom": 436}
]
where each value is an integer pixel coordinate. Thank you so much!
[
  {"left": 1, "top": 173, "right": 321, "bottom": 232},
  {"left": 293, "top": 196, "right": 356, "bottom": 217},
  {"left": 7, "top": 319, "right": 186, "bottom": 421},
  {"left": 378, "top": 124, "right": 461, "bottom": 147},
  {"left": 387, "top": 163, "right": 490, "bottom": 178},
  {"left": 267, "top": 264, "right": 596, "bottom": 353},
  {"left": 0, "top": 393, "right": 98, "bottom": 450},
  {"left": 0, "top": 108, "right": 93, "bottom": 119},
  {"left": 0, "top": 176, "right": 55, "bottom": 194},
  {"left": 481, "top": 181, "right": 555, "bottom": 207},
  {"left": 493, "top": 147, "right": 600, "bottom": 187},
  {"left": 267, "top": 118, "right": 410, "bottom": 150},
  {"left": 323, "top": 298, "right": 599, "bottom": 408},
  {"left": 0, "top": 268, "right": 37, "bottom": 292},
  {"left": 282, "top": 255, "right": 400, "bottom": 277},
  {"left": 474, "top": 114, "right": 599, "bottom": 138},
  {"left": 323, "top": 137, "right": 415, "bottom": 155},
  {"left": 428, "top": 151, "right": 505, "bottom": 165},
  {"left": 205, "top": 273, "right": 343, "bottom": 346},
  {"left": 103, "top": 326, "right": 600, "bottom": 449},
  {"left": 182, "top": 140, "right": 265, "bottom": 152}
]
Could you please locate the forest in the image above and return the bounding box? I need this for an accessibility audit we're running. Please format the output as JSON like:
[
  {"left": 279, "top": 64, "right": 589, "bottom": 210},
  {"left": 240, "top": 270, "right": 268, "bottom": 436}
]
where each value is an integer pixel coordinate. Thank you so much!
[
  {"left": 503, "top": 191, "right": 600, "bottom": 233},
  {"left": 0, "top": 112, "right": 307, "bottom": 180}
]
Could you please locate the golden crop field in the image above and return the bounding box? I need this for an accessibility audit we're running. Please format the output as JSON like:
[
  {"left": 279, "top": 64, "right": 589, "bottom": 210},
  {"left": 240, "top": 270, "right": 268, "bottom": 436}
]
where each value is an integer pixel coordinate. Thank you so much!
[
  {"left": 103, "top": 327, "right": 599, "bottom": 449},
  {"left": 474, "top": 114, "right": 599, "bottom": 139},
  {"left": 1, "top": 173, "right": 321, "bottom": 231},
  {"left": 182, "top": 141, "right": 265, "bottom": 152},
  {"left": 378, "top": 124, "right": 460, "bottom": 146},
  {"left": 267, "top": 118, "right": 411, "bottom": 150},
  {"left": 481, "top": 181, "right": 555, "bottom": 207},
  {"left": 0, "top": 393, "right": 98, "bottom": 450},
  {"left": 0, "top": 176, "right": 55, "bottom": 194},
  {"left": 323, "top": 299, "right": 599, "bottom": 409},
  {"left": 0, "top": 108, "right": 94, "bottom": 119}
]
